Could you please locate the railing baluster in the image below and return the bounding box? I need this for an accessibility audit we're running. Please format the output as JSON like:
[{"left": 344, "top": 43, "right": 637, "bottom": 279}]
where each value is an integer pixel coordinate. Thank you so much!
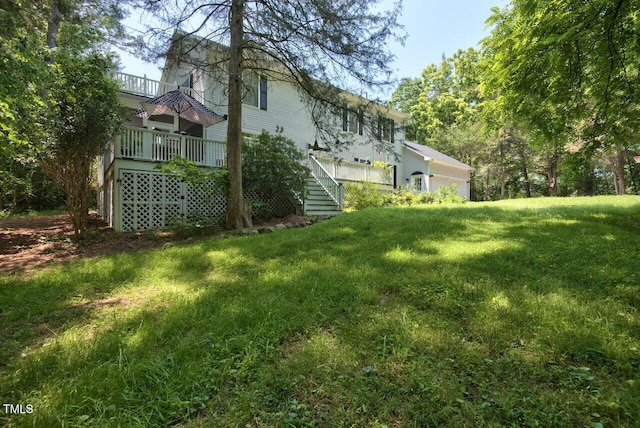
[
  {"left": 310, "top": 155, "right": 392, "bottom": 186},
  {"left": 113, "top": 71, "right": 204, "bottom": 99},
  {"left": 309, "top": 154, "right": 342, "bottom": 210},
  {"left": 110, "top": 126, "right": 225, "bottom": 168}
]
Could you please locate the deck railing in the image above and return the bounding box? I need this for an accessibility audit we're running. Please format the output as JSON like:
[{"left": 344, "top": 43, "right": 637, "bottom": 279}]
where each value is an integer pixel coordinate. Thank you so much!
[
  {"left": 114, "top": 126, "right": 226, "bottom": 167},
  {"left": 309, "top": 154, "right": 343, "bottom": 210},
  {"left": 315, "top": 156, "right": 393, "bottom": 185},
  {"left": 113, "top": 71, "right": 203, "bottom": 100}
]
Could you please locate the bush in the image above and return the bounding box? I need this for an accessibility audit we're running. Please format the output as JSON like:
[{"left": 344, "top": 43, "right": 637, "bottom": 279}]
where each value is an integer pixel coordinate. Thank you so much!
[
  {"left": 388, "top": 185, "right": 421, "bottom": 206},
  {"left": 242, "top": 129, "right": 310, "bottom": 220},
  {"left": 157, "top": 130, "right": 310, "bottom": 225},
  {"left": 434, "top": 183, "right": 466, "bottom": 204},
  {"left": 344, "top": 182, "right": 464, "bottom": 211},
  {"left": 343, "top": 181, "right": 384, "bottom": 211}
]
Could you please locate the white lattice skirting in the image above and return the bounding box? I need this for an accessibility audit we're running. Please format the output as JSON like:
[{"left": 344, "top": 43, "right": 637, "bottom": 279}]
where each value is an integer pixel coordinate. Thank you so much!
[{"left": 117, "top": 169, "right": 298, "bottom": 231}]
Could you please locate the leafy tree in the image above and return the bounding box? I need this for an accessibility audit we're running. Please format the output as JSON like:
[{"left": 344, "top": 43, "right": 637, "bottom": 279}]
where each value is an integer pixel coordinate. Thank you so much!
[
  {"left": 481, "top": 0, "right": 640, "bottom": 195},
  {"left": 42, "top": 53, "right": 123, "bottom": 236},
  {"left": 132, "top": 0, "right": 403, "bottom": 229},
  {"left": 0, "top": 0, "right": 131, "bottom": 212},
  {"left": 409, "top": 48, "right": 482, "bottom": 142},
  {"left": 0, "top": 1, "right": 50, "bottom": 209},
  {"left": 45, "top": 0, "right": 130, "bottom": 52},
  {"left": 389, "top": 77, "right": 421, "bottom": 141},
  {"left": 391, "top": 48, "right": 506, "bottom": 200}
]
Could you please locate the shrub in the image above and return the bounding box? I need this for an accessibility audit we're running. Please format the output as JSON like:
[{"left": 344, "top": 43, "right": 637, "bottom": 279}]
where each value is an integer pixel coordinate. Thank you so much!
[
  {"left": 434, "top": 183, "right": 466, "bottom": 204},
  {"left": 388, "top": 185, "right": 421, "bottom": 206},
  {"left": 344, "top": 182, "right": 464, "bottom": 211},
  {"left": 343, "top": 181, "right": 384, "bottom": 211},
  {"left": 156, "top": 129, "right": 309, "bottom": 224},
  {"left": 242, "top": 128, "right": 310, "bottom": 220}
]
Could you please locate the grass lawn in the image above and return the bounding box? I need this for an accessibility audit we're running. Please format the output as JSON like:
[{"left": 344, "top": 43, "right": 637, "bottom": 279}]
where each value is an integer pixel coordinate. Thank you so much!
[{"left": 1, "top": 196, "right": 639, "bottom": 427}]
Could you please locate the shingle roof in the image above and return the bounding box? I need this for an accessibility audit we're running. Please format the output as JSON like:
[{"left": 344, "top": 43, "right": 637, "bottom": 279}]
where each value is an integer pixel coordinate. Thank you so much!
[{"left": 404, "top": 141, "right": 474, "bottom": 170}]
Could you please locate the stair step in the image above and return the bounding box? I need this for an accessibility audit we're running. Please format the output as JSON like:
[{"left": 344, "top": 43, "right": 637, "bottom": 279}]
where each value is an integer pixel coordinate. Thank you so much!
[
  {"left": 304, "top": 176, "right": 343, "bottom": 216},
  {"left": 304, "top": 210, "right": 342, "bottom": 217},
  {"left": 307, "top": 195, "right": 335, "bottom": 205},
  {"left": 305, "top": 204, "right": 338, "bottom": 211}
]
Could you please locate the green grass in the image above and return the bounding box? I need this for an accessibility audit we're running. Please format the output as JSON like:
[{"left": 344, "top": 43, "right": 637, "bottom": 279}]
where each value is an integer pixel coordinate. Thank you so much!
[{"left": 1, "top": 196, "right": 639, "bottom": 427}]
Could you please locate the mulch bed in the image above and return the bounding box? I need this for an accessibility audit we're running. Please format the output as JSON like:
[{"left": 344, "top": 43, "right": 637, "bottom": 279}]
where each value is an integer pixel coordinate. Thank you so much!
[{"left": 0, "top": 212, "right": 313, "bottom": 274}]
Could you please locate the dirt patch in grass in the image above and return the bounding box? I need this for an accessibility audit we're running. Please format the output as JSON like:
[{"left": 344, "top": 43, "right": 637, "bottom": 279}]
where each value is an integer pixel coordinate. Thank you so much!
[
  {"left": 0, "top": 212, "right": 176, "bottom": 273},
  {"left": 0, "top": 212, "right": 315, "bottom": 274}
]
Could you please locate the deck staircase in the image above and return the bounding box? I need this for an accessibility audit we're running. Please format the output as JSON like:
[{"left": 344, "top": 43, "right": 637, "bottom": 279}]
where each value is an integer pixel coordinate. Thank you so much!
[
  {"left": 304, "top": 178, "right": 342, "bottom": 216},
  {"left": 304, "top": 155, "right": 343, "bottom": 217}
]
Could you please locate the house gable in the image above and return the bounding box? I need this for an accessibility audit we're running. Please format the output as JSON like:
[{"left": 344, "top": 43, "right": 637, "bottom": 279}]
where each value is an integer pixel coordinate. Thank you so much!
[{"left": 401, "top": 141, "right": 473, "bottom": 200}]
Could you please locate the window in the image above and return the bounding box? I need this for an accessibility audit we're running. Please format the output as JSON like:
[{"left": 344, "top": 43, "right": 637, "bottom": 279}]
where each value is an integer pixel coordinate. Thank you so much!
[
  {"left": 182, "top": 73, "right": 194, "bottom": 89},
  {"left": 342, "top": 105, "right": 363, "bottom": 135},
  {"left": 412, "top": 176, "right": 423, "bottom": 192},
  {"left": 377, "top": 116, "right": 395, "bottom": 143},
  {"left": 242, "top": 71, "right": 267, "bottom": 110}
]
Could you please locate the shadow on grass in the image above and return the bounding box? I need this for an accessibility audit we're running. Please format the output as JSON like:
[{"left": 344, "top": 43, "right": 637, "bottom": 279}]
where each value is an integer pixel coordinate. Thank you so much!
[{"left": 1, "top": 197, "right": 639, "bottom": 426}]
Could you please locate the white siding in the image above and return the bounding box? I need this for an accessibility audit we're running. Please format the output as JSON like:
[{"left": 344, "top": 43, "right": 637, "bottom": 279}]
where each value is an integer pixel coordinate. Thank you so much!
[
  {"left": 400, "top": 147, "right": 471, "bottom": 200},
  {"left": 430, "top": 161, "right": 470, "bottom": 199},
  {"left": 194, "top": 68, "right": 405, "bottom": 167},
  {"left": 401, "top": 149, "right": 430, "bottom": 184}
]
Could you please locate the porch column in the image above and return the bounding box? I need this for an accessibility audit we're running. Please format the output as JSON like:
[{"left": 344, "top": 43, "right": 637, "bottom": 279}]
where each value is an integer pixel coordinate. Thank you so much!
[{"left": 142, "top": 131, "right": 152, "bottom": 160}]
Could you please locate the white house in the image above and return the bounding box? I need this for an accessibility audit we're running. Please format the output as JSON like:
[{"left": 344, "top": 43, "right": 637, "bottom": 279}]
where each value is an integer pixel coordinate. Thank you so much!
[
  {"left": 402, "top": 141, "right": 473, "bottom": 200},
  {"left": 98, "top": 35, "right": 472, "bottom": 231}
]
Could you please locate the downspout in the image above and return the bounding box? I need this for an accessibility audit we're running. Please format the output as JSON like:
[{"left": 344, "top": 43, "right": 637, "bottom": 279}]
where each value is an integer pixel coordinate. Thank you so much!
[{"left": 393, "top": 165, "right": 397, "bottom": 189}]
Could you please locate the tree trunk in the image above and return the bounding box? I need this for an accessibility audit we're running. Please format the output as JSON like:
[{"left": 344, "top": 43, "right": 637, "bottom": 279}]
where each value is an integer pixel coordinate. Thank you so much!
[
  {"left": 585, "top": 168, "right": 595, "bottom": 196},
  {"left": 608, "top": 154, "right": 620, "bottom": 194},
  {"left": 225, "top": 0, "right": 245, "bottom": 230},
  {"left": 607, "top": 149, "right": 626, "bottom": 195},
  {"left": 517, "top": 141, "right": 531, "bottom": 198},
  {"left": 484, "top": 166, "right": 491, "bottom": 200},
  {"left": 499, "top": 139, "right": 506, "bottom": 200},
  {"left": 242, "top": 200, "right": 252, "bottom": 227},
  {"left": 47, "top": 0, "right": 61, "bottom": 52},
  {"left": 616, "top": 148, "right": 626, "bottom": 195},
  {"left": 546, "top": 148, "right": 559, "bottom": 197},
  {"left": 62, "top": 159, "right": 91, "bottom": 236}
]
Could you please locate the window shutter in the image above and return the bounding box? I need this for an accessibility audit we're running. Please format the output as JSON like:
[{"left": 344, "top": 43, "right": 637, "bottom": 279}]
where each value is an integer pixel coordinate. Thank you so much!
[
  {"left": 358, "top": 108, "right": 363, "bottom": 135},
  {"left": 259, "top": 76, "right": 268, "bottom": 110},
  {"left": 390, "top": 120, "right": 395, "bottom": 143},
  {"left": 342, "top": 105, "right": 348, "bottom": 132},
  {"left": 377, "top": 116, "right": 382, "bottom": 139}
]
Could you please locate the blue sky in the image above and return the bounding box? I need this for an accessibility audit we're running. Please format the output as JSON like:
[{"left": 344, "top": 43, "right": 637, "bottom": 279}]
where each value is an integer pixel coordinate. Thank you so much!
[
  {"left": 116, "top": 0, "right": 507, "bottom": 94},
  {"left": 386, "top": 0, "right": 507, "bottom": 79}
]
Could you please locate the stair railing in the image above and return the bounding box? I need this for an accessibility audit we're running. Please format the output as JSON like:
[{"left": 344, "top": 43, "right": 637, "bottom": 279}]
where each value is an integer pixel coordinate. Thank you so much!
[{"left": 309, "top": 154, "right": 343, "bottom": 210}]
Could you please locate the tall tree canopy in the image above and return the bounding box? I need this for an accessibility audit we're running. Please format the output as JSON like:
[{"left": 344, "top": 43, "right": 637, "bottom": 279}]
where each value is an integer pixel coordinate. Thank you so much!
[
  {"left": 0, "top": 1, "right": 50, "bottom": 208},
  {"left": 409, "top": 47, "right": 482, "bottom": 144},
  {"left": 390, "top": 48, "right": 506, "bottom": 200},
  {"left": 0, "top": 0, "right": 131, "bottom": 212},
  {"left": 133, "top": 0, "right": 404, "bottom": 229},
  {"left": 481, "top": 0, "right": 640, "bottom": 195},
  {"left": 0, "top": 0, "right": 130, "bottom": 224}
]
